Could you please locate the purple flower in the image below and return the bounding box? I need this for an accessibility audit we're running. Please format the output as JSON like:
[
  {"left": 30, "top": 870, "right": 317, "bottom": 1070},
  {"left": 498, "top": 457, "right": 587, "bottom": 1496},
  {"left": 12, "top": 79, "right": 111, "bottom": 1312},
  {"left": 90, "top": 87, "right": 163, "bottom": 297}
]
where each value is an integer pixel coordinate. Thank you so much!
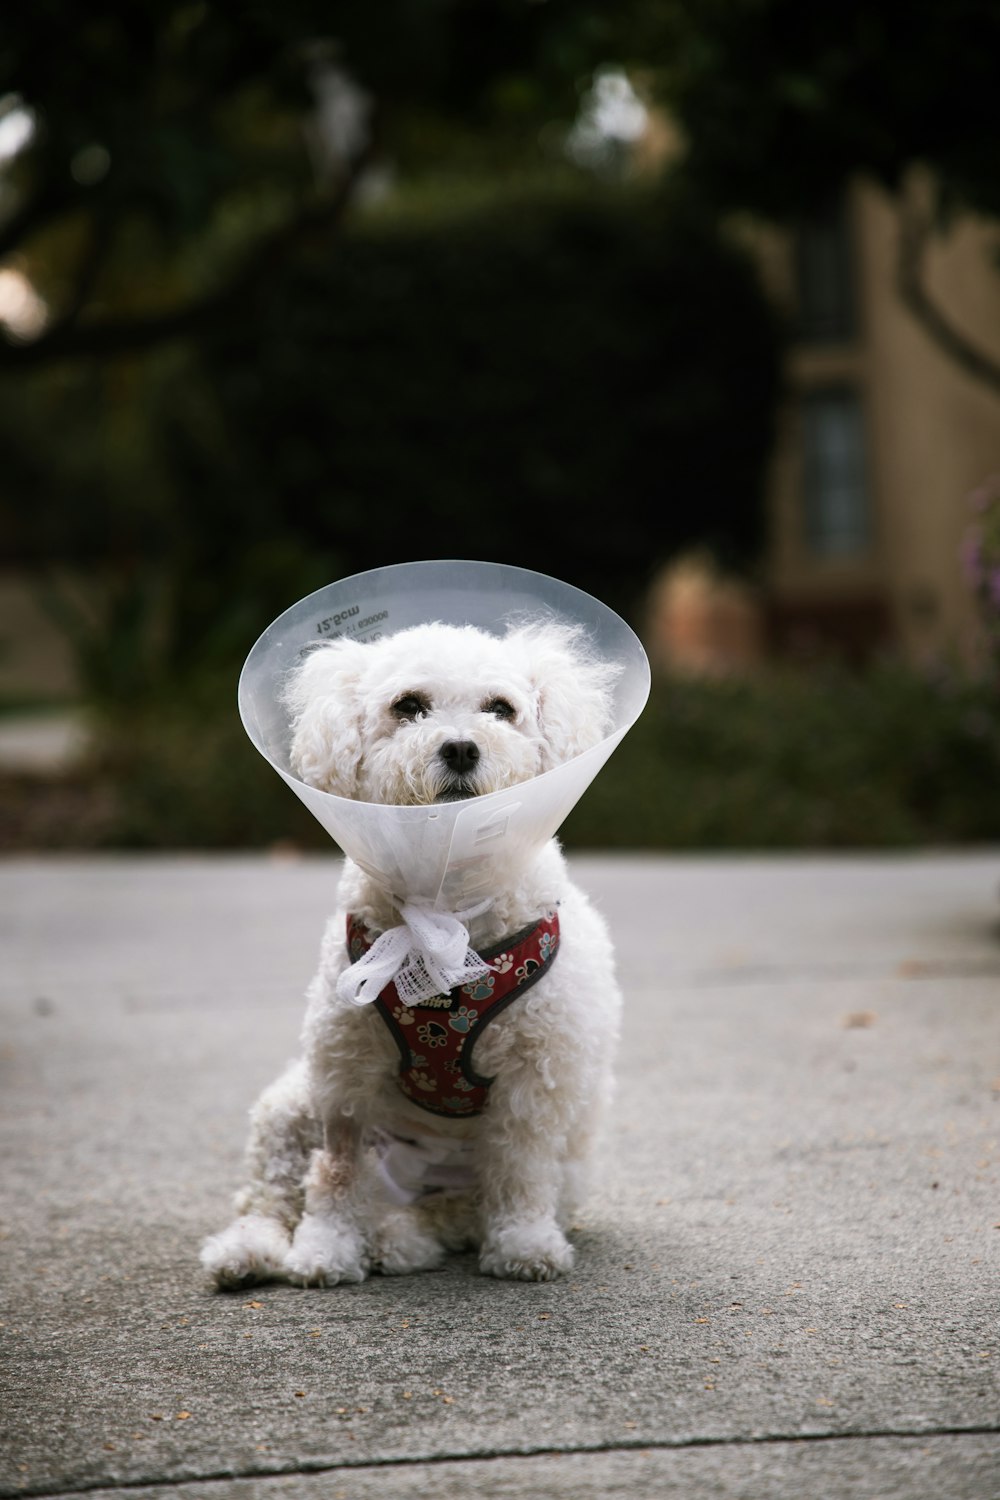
[
  {"left": 967, "top": 473, "right": 1000, "bottom": 516},
  {"left": 961, "top": 530, "right": 984, "bottom": 586}
]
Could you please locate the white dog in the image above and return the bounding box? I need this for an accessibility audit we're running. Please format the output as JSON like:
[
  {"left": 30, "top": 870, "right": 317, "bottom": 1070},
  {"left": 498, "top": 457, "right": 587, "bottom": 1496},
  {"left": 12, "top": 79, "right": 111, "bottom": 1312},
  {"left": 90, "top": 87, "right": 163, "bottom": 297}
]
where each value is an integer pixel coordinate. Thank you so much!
[{"left": 200, "top": 616, "right": 623, "bottom": 1286}]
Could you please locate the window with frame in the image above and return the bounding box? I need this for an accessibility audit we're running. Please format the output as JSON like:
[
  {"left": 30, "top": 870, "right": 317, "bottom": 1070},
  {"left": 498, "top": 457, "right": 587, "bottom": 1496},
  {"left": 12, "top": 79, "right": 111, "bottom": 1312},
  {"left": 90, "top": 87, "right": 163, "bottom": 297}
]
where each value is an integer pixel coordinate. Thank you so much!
[{"left": 801, "top": 387, "right": 871, "bottom": 558}]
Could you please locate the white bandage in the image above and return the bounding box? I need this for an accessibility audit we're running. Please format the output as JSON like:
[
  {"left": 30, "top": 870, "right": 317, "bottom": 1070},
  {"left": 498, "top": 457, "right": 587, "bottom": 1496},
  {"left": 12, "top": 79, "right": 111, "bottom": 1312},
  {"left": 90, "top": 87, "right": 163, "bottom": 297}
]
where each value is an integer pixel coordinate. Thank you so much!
[{"left": 337, "top": 898, "right": 492, "bottom": 1008}]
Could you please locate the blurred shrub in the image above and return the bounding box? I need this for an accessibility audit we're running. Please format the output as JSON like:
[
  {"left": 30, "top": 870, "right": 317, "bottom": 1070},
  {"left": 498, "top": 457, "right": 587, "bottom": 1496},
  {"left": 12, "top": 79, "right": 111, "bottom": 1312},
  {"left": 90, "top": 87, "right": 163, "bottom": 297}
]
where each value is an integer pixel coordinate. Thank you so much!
[
  {"left": 562, "top": 662, "right": 1000, "bottom": 848},
  {"left": 961, "top": 473, "right": 1000, "bottom": 686},
  {"left": 179, "top": 183, "right": 783, "bottom": 627},
  {"left": 10, "top": 660, "right": 998, "bottom": 851},
  {"left": 92, "top": 684, "right": 312, "bottom": 850},
  {"left": 4, "top": 182, "right": 783, "bottom": 706}
]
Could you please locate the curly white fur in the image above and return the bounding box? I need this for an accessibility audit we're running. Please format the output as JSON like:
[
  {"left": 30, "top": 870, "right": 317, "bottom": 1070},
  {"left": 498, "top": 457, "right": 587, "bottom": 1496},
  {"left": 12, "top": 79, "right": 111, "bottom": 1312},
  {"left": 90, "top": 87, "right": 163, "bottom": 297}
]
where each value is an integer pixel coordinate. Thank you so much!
[{"left": 200, "top": 617, "right": 624, "bottom": 1287}]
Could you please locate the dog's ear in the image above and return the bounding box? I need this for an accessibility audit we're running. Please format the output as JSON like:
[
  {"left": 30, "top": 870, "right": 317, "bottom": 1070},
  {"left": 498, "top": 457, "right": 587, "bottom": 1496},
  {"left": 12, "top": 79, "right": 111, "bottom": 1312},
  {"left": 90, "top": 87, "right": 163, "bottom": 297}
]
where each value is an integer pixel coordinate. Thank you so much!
[
  {"left": 281, "top": 638, "right": 369, "bottom": 796},
  {"left": 506, "top": 620, "right": 621, "bottom": 771}
]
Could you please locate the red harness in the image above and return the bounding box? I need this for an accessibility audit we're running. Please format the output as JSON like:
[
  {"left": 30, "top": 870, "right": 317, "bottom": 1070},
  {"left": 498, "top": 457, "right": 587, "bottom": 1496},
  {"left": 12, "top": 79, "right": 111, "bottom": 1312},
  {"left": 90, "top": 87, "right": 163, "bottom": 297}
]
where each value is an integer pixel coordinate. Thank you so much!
[{"left": 346, "top": 911, "right": 560, "bottom": 1118}]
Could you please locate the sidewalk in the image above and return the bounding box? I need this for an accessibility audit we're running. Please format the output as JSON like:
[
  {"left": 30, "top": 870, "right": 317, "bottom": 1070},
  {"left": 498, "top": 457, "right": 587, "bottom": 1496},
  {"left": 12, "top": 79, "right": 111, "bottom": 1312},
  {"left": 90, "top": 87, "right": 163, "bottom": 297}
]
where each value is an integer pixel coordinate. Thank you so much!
[{"left": 1, "top": 852, "right": 998, "bottom": 1499}]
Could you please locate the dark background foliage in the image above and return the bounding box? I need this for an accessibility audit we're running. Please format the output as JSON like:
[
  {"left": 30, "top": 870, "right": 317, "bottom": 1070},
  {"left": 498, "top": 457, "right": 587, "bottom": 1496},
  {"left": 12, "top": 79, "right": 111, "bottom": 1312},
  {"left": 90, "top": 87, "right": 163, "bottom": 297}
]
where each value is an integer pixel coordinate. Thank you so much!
[
  {"left": 3, "top": 183, "right": 783, "bottom": 700},
  {"left": 174, "top": 187, "right": 781, "bottom": 623}
]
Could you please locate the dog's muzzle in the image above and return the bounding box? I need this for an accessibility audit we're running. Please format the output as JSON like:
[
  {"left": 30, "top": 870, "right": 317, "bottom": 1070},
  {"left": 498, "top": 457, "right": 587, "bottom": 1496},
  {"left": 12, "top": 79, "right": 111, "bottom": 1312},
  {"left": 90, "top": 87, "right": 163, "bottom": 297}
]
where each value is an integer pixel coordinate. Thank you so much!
[{"left": 435, "top": 739, "right": 481, "bottom": 801}]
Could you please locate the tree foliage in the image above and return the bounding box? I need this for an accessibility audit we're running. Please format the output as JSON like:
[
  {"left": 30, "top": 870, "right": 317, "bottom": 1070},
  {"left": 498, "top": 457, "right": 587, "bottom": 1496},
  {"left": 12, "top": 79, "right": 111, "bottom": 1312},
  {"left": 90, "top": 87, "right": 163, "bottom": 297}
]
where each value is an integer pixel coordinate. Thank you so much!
[
  {"left": 4, "top": 0, "right": 999, "bottom": 375},
  {"left": 630, "top": 0, "right": 1000, "bottom": 391},
  {"left": 638, "top": 0, "right": 1000, "bottom": 221},
  {"left": 0, "top": 0, "right": 618, "bottom": 364}
]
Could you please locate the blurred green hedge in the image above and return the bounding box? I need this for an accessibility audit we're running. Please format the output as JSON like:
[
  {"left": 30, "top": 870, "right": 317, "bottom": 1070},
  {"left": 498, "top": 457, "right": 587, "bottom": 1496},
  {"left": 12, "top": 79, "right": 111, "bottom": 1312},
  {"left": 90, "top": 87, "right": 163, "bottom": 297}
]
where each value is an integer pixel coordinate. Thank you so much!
[
  {"left": 181, "top": 184, "right": 783, "bottom": 627},
  {"left": 7, "top": 662, "right": 999, "bottom": 851},
  {"left": 562, "top": 664, "right": 1000, "bottom": 849}
]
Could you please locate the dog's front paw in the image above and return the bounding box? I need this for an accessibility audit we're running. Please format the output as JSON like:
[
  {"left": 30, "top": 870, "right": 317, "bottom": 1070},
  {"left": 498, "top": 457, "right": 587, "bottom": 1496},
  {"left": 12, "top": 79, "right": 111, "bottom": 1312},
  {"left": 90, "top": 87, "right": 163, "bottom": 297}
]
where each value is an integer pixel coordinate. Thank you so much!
[
  {"left": 283, "top": 1212, "right": 369, "bottom": 1287},
  {"left": 200, "top": 1214, "right": 291, "bottom": 1290},
  {"left": 479, "top": 1219, "right": 575, "bottom": 1282}
]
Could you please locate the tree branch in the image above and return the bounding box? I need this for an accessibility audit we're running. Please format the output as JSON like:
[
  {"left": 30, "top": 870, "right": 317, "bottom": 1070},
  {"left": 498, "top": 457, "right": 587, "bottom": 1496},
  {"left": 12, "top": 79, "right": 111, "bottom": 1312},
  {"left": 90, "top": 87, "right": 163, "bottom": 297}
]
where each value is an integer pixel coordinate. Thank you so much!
[
  {"left": 896, "top": 181, "right": 1000, "bottom": 397},
  {"left": 0, "top": 145, "right": 374, "bottom": 369},
  {"left": 0, "top": 167, "right": 84, "bottom": 264}
]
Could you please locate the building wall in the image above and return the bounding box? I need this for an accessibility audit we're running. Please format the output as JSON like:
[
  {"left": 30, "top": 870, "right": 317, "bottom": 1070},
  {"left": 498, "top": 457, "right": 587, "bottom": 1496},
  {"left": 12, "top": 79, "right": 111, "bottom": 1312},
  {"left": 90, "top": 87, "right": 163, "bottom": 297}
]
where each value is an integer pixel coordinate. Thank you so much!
[
  {"left": 860, "top": 184, "right": 1000, "bottom": 668},
  {"left": 762, "top": 180, "right": 1000, "bottom": 669}
]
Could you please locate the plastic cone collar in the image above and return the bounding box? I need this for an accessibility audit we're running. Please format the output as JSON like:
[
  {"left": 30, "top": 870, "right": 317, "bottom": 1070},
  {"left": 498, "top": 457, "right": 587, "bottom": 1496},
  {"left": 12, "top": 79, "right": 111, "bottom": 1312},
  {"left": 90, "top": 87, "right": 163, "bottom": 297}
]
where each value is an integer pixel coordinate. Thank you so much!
[{"left": 238, "top": 560, "right": 650, "bottom": 911}]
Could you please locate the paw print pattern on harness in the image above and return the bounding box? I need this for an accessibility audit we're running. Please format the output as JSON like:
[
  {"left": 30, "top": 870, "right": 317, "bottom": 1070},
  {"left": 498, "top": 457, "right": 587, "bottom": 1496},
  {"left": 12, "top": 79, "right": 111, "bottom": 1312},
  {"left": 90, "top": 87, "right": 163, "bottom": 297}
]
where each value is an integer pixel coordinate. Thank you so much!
[
  {"left": 443, "top": 1060, "right": 476, "bottom": 1091},
  {"left": 448, "top": 1005, "right": 479, "bottom": 1032},
  {"left": 461, "top": 974, "right": 496, "bottom": 1001},
  {"left": 538, "top": 929, "right": 558, "bottom": 962}
]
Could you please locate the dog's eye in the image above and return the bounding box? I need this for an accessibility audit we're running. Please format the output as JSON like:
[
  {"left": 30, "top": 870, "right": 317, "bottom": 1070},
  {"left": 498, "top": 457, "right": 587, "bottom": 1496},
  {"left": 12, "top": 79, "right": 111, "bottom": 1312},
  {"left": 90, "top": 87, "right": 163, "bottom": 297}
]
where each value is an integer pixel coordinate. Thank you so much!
[
  {"left": 483, "top": 697, "right": 516, "bottom": 721},
  {"left": 392, "top": 693, "right": 429, "bottom": 721}
]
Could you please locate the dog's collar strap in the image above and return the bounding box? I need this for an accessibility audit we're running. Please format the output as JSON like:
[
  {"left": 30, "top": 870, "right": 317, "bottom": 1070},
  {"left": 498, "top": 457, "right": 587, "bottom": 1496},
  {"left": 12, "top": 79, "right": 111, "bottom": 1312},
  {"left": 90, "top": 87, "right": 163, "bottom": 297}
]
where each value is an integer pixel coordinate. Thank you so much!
[{"left": 346, "top": 910, "right": 560, "bottom": 1119}]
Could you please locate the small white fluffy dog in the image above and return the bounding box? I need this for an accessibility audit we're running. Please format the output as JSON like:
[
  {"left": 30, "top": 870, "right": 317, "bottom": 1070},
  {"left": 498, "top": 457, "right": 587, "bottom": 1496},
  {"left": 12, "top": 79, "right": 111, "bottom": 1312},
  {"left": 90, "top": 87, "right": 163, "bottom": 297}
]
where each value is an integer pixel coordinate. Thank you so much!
[{"left": 200, "top": 617, "right": 623, "bottom": 1286}]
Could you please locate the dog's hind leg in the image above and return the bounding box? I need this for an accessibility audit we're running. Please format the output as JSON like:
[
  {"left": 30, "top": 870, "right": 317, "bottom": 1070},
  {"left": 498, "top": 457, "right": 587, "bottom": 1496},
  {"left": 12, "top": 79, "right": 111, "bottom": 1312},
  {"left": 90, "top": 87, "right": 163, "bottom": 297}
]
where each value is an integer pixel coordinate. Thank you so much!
[
  {"left": 200, "top": 1058, "right": 320, "bottom": 1289},
  {"left": 370, "top": 1204, "right": 448, "bottom": 1275}
]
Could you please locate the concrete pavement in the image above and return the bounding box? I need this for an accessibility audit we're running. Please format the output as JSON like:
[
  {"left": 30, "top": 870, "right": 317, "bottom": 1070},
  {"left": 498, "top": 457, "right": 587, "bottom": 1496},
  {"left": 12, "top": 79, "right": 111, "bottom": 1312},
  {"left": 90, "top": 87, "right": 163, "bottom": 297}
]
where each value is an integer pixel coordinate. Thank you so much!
[{"left": 1, "top": 852, "right": 998, "bottom": 1498}]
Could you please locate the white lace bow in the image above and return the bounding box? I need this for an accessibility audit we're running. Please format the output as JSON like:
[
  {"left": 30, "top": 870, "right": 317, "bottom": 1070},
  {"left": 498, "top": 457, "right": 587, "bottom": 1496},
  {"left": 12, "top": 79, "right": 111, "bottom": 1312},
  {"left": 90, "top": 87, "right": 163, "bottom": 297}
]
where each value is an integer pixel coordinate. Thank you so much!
[{"left": 336, "top": 898, "right": 493, "bottom": 1008}]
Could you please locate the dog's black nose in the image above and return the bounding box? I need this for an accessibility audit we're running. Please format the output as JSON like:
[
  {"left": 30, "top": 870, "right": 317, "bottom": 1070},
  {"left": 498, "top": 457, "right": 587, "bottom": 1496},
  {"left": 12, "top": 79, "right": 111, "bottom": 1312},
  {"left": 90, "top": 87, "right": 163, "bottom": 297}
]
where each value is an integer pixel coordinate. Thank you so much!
[{"left": 439, "top": 739, "right": 480, "bottom": 775}]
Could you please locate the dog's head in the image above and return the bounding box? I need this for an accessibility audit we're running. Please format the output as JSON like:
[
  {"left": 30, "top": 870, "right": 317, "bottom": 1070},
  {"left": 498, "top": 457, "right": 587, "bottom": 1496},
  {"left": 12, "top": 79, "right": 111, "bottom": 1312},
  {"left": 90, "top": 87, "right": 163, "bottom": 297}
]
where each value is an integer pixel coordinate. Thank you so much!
[{"left": 282, "top": 618, "right": 620, "bottom": 805}]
